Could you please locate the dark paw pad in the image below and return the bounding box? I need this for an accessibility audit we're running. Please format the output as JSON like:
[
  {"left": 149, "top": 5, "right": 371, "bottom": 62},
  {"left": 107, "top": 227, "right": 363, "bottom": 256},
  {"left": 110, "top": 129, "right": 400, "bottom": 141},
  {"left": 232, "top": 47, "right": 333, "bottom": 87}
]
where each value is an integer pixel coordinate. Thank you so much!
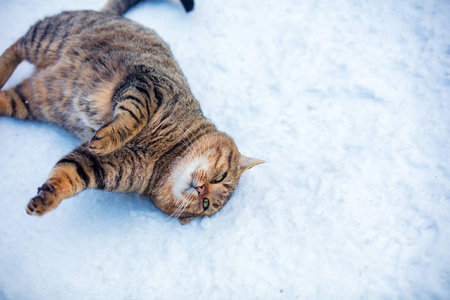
[
  {"left": 26, "top": 195, "right": 45, "bottom": 215},
  {"left": 26, "top": 185, "right": 56, "bottom": 216}
]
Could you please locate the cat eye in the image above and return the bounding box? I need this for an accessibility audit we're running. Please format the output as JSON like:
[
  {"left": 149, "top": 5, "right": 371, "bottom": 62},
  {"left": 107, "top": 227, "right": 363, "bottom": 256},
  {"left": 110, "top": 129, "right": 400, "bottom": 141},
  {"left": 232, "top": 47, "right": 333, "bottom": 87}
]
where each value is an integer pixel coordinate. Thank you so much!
[
  {"left": 203, "top": 198, "right": 210, "bottom": 210},
  {"left": 213, "top": 173, "right": 227, "bottom": 184}
]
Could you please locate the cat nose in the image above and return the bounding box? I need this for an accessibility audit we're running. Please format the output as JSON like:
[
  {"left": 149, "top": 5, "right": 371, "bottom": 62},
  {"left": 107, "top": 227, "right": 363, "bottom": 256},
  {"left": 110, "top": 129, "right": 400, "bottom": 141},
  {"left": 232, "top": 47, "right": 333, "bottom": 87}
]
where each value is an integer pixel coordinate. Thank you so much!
[{"left": 196, "top": 185, "right": 206, "bottom": 196}]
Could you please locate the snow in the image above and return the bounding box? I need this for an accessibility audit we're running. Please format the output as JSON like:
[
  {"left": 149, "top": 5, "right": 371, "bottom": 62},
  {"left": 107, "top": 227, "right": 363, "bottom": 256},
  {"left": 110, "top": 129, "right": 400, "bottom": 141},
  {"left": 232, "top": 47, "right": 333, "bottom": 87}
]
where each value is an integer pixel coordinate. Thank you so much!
[{"left": 1, "top": 0, "right": 450, "bottom": 298}]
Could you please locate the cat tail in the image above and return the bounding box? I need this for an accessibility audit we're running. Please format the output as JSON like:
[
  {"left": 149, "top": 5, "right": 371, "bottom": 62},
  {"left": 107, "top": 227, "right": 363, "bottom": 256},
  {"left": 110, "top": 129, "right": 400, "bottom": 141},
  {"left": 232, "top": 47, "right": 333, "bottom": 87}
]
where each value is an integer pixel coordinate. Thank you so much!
[
  {"left": 101, "top": 0, "right": 141, "bottom": 15},
  {"left": 100, "top": 0, "right": 194, "bottom": 15},
  {"left": 0, "top": 39, "right": 24, "bottom": 89}
]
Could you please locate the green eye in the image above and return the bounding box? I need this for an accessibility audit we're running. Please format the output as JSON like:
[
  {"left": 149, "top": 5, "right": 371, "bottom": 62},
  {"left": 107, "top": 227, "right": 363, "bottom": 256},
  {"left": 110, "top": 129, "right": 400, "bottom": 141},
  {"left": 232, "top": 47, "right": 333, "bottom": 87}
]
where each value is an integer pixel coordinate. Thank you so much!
[
  {"left": 203, "top": 198, "right": 210, "bottom": 210},
  {"left": 213, "top": 173, "right": 227, "bottom": 184}
]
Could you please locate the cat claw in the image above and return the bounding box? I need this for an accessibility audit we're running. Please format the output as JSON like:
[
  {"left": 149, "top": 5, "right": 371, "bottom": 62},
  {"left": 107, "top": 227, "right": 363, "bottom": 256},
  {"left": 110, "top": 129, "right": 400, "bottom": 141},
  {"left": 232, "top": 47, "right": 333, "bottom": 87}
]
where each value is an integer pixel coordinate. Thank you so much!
[{"left": 38, "top": 183, "right": 55, "bottom": 195}]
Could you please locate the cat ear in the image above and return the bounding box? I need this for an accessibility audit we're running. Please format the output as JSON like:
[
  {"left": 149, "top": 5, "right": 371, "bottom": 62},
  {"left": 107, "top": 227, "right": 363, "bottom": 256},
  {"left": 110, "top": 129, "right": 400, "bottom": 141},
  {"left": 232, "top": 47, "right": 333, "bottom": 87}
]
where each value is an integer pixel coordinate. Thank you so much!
[
  {"left": 179, "top": 216, "right": 194, "bottom": 225},
  {"left": 239, "top": 154, "right": 265, "bottom": 173}
]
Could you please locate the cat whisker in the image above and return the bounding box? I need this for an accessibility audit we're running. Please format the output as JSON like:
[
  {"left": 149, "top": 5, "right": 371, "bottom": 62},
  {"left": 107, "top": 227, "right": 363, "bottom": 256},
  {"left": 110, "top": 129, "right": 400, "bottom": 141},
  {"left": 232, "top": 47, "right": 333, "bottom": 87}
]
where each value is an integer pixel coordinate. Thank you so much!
[
  {"left": 169, "top": 198, "right": 185, "bottom": 220},
  {"left": 172, "top": 197, "right": 189, "bottom": 219}
]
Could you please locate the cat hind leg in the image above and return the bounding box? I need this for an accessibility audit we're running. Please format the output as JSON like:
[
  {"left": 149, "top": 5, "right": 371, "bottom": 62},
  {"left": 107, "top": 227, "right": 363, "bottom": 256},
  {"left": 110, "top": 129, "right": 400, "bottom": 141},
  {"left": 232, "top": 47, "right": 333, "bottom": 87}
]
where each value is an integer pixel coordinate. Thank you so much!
[{"left": 0, "top": 79, "right": 34, "bottom": 119}]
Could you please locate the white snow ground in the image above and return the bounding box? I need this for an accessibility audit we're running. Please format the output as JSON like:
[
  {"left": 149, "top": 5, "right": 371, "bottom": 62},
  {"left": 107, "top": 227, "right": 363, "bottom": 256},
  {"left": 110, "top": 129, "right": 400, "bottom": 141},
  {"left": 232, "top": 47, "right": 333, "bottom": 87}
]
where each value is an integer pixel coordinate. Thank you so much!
[{"left": 1, "top": 0, "right": 450, "bottom": 298}]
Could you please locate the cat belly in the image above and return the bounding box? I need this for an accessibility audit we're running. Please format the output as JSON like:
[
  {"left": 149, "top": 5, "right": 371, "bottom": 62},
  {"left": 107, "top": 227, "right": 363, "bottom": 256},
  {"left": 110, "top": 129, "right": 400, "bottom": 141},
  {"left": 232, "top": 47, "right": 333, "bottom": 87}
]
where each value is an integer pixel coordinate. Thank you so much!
[{"left": 29, "top": 62, "right": 121, "bottom": 140}]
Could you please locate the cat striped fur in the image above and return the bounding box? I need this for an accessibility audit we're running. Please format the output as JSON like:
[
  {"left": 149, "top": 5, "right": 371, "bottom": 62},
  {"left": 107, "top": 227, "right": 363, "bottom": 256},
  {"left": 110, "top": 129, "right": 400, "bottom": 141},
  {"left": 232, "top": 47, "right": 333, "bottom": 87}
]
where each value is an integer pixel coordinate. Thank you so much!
[{"left": 0, "top": 0, "right": 263, "bottom": 224}]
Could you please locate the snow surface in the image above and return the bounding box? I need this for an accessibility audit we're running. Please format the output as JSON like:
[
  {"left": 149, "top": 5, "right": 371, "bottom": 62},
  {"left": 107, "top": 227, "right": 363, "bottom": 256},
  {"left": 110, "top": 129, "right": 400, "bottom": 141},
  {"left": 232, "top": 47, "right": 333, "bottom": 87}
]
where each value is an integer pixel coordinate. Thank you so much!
[{"left": 1, "top": 0, "right": 450, "bottom": 298}]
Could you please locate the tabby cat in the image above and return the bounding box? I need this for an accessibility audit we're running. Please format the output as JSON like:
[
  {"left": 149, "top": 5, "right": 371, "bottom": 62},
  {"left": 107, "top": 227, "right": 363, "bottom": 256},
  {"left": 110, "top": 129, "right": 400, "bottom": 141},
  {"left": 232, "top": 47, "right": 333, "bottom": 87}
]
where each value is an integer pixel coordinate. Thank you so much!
[{"left": 0, "top": 0, "right": 263, "bottom": 224}]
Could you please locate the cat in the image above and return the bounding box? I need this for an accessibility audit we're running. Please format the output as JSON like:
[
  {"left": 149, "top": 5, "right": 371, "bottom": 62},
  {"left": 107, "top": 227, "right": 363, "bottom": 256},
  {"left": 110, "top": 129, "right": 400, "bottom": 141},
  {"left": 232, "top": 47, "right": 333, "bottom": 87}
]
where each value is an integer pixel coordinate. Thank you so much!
[{"left": 0, "top": 0, "right": 264, "bottom": 225}]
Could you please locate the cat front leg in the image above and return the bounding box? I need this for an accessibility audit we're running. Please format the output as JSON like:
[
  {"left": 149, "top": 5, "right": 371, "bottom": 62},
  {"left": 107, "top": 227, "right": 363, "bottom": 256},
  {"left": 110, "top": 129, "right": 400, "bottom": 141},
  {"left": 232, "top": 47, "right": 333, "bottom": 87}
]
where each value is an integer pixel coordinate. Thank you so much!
[
  {"left": 88, "top": 101, "right": 147, "bottom": 155},
  {"left": 89, "top": 86, "right": 154, "bottom": 156},
  {"left": 26, "top": 143, "right": 151, "bottom": 216},
  {"left": 26, "top": 146, "right": 107, "bottom": 216}
]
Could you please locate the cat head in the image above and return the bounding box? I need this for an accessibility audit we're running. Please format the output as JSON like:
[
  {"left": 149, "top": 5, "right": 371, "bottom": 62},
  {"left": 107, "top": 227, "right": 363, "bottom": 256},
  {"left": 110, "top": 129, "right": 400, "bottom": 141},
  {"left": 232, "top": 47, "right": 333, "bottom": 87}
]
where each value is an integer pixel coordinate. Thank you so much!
[{"left": 155, "top": 131, "right": 264, "bottom": 224}]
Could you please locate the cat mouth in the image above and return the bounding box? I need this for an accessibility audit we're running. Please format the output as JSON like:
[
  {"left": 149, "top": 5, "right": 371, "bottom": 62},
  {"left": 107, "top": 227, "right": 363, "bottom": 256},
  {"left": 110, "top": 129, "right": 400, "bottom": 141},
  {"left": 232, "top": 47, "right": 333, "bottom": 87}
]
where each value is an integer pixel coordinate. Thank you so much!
[
  {"left": 171, "top": 157, "right": 207, "bottom": 198},
  {"left": 172, "top": 176, "right": 205, "bottom": 205},
  {"left": 184, "top": 185, "right": 198, "bottom": 196}
]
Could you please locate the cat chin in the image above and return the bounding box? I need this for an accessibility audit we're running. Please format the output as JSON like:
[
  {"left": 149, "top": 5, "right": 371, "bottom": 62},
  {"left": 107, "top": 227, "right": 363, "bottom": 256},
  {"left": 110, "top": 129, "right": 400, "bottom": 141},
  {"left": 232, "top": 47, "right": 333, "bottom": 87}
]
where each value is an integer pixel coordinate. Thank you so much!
[{"left": 170, "top": 155, "right": 209, "bottom": 199}]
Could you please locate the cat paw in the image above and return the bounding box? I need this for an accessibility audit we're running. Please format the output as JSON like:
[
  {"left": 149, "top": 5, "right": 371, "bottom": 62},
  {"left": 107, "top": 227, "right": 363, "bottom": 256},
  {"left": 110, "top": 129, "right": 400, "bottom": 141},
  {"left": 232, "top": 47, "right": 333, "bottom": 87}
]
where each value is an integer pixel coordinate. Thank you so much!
[
  {"left": 26, "top": 184, "right": 58, "bottom": 216},
  {"left": 88, "top": 125, "right": 119, "bottom": 155}
]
